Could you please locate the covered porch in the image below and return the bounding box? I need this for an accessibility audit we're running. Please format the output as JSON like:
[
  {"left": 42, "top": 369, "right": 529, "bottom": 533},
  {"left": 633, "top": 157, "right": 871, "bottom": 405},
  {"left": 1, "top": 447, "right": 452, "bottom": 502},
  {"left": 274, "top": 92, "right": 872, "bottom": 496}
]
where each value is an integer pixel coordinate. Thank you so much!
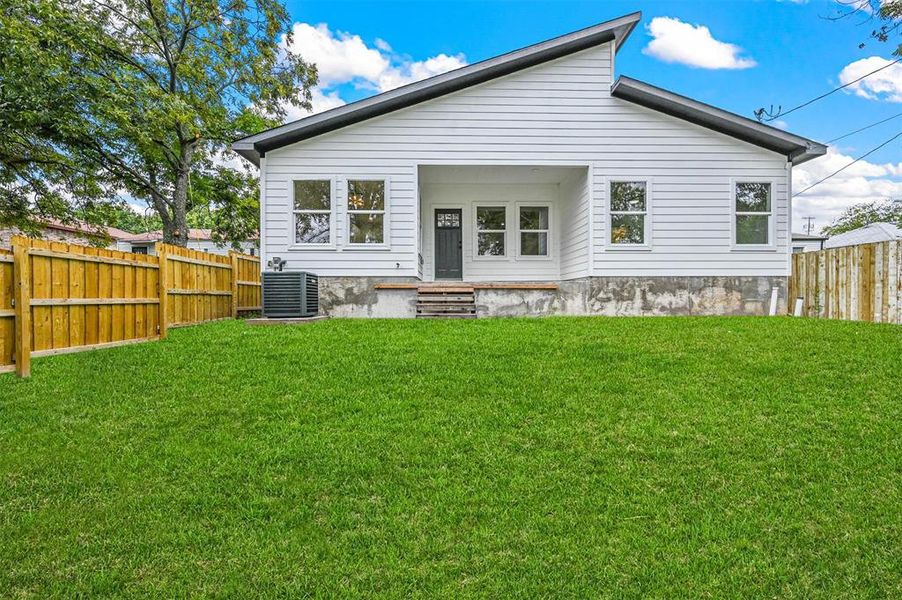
[{"left": 416, "top": 165, "right": 591, "bottom": 283}]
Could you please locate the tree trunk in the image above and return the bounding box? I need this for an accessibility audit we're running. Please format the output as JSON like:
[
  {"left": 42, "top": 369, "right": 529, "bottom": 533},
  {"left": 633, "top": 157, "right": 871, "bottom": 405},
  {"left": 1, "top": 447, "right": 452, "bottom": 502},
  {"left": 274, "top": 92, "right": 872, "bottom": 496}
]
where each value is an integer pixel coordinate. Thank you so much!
[{"left": 165, "top": 142, "right": 197, "bottom": 247}]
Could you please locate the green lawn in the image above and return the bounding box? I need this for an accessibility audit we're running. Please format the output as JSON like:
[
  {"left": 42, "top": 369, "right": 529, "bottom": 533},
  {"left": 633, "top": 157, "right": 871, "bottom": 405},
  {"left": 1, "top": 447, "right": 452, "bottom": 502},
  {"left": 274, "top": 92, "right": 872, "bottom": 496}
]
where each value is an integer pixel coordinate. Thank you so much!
[{"left": 1, "top": 317, "right": 900, "bottom": 598}]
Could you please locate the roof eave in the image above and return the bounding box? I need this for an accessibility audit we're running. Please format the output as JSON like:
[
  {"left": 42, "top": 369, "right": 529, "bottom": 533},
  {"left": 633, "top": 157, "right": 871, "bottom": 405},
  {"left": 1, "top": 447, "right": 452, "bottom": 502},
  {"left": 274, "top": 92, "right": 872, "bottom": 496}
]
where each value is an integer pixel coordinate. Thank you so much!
[
  {"left": 611, "top": 76, "right": 827, "bottom": 164},
  {"left": 232, "top": 142, "right": 260, "bottom": 167}
]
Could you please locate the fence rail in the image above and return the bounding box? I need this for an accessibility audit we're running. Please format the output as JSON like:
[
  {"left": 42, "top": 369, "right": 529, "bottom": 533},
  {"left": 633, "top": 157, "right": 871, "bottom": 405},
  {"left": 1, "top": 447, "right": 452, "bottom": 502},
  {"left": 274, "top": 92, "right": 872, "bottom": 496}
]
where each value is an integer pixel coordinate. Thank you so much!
[
  {"left": 1, "top": 237, "right": 260, "bottom": 377},
  {"left": 789, "top": 241, "right": 901, "bottom": 324}
]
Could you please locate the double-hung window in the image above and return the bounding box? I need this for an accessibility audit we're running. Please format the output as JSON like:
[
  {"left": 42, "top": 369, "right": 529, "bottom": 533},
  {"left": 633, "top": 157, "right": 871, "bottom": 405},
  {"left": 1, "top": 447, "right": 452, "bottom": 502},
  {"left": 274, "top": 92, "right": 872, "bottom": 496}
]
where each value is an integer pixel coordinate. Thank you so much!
[
  {"left": 347, "top": 179, "right": 386, "bottom": 245},
  {"left": 476, "top": 206, "right": 506, "bottom": 256},
  {"left": 734, "top": 181, "right": 772, "bottom": 246},
  {"left": 519, "top": 206, "right": 549, "bottom": 256},
  {"left": 609, "top": 180, "right": 649, "bottom": 246},
  {"left": 293, "top": 179, "right": 332, "bottom": 245}
]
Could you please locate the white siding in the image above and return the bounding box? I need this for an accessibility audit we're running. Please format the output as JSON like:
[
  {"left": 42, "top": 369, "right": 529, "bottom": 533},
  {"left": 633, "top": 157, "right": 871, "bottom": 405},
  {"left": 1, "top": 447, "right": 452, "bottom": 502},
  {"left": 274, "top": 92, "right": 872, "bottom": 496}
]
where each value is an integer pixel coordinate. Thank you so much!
[
  {"left": 559, "top": 169, "right": 591, "bottom": 279},
  {"left": 262, "top": 41, "right": 792, "bottom": 279}
]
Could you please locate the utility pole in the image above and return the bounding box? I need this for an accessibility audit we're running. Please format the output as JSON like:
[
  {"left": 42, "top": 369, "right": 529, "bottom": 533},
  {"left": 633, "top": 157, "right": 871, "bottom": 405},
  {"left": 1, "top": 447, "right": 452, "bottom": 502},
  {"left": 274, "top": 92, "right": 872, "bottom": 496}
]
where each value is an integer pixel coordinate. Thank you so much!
[{"left": 802, "top": 216, "right": 815, "bottom": 235}]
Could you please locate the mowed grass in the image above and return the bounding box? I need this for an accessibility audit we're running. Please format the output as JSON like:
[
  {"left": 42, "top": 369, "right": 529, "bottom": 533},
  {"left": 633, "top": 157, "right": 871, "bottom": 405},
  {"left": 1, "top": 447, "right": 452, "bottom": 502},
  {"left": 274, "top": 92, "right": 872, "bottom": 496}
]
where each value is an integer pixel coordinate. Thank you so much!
[{"left": 0, "top": 317, "right": 900, "bottom": 598}]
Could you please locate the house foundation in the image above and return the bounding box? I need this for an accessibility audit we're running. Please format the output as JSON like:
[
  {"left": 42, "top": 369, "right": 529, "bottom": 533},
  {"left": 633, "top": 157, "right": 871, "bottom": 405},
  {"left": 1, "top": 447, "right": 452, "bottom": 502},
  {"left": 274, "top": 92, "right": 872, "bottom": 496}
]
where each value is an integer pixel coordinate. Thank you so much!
[{"left": 317, "top": 276, "right": 788, "bottom": 318}]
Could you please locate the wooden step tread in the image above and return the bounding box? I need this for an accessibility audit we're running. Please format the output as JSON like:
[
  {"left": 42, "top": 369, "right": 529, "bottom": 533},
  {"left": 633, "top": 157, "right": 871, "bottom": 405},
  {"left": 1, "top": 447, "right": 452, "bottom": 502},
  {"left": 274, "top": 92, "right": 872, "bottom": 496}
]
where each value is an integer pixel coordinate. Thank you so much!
[
  {"left": 416, "top": 313, "right": 477, "bottom": 319},
  {"left": 417, "top": 287, "right": 474, "bottom": 294},
  {"left": 417, "top": 296, "right": 476, "bottom": 304}
]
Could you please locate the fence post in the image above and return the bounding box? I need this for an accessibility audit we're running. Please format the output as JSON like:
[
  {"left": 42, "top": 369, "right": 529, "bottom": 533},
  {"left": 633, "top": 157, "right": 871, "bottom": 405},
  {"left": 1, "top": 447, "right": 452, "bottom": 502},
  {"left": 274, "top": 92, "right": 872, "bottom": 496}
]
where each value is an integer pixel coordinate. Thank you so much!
[
  {"left": 230, "top": 251, "right": 239, "bottom": 319},
  {"left": 11, "top": 237, "right": 32, "bottom": 378},
  {"left": 156, "top": 243, "right": 169, "bottom": 339}
]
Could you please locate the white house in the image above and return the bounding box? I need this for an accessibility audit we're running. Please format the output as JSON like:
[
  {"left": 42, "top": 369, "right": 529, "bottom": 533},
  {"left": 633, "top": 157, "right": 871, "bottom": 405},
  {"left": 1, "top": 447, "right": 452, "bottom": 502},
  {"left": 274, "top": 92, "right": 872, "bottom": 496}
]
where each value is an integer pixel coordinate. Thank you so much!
[
  {"left": 233, "top": 12, "right": 826, "bottom": 317},
  {"left": 117, "top": 229, "right": 257, "bottom": 257},
  {"left": 823, "top": 222, "right": 902, "bottom": 250},
  {"left": 791, "top": 232, "right": 827, "bottom": 253}
]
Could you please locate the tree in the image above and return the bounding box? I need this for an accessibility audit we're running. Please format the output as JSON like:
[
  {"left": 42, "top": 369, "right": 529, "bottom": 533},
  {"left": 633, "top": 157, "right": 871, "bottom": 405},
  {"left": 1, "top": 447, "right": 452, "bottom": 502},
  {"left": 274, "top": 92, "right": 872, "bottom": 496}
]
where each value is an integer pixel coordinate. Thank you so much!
[
  {"left": 0, "top": 0, "right": 316, "bottom": 246},
  {"left": 821, "top": 200, "right": 902, "bottom": 236}
]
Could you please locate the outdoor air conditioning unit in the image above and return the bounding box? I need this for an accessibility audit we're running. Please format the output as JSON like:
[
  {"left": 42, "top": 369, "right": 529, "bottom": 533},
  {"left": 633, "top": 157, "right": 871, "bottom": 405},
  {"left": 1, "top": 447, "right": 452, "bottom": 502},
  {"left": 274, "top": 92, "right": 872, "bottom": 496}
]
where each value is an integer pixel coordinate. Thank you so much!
[{"left": 262, "top": 271, "right": 319, "bottom": 318}]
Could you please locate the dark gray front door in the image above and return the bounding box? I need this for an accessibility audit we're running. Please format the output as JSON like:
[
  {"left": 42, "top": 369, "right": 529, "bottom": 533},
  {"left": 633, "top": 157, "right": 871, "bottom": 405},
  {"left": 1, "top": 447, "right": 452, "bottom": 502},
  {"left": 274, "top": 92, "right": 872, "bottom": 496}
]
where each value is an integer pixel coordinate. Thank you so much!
[{"left": 435, "top": 209, "right": 462, "bottom": 280}]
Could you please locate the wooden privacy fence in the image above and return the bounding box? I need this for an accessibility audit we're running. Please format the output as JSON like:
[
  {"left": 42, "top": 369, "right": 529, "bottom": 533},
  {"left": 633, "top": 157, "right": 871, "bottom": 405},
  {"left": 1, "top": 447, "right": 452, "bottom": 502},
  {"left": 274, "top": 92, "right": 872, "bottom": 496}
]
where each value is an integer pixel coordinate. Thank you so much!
[
  {"left": 2, "top": 236, "right": 261, "bottom": 377},
  {"left": 789, "top": 241, "right": 901, "bottom": 324}
]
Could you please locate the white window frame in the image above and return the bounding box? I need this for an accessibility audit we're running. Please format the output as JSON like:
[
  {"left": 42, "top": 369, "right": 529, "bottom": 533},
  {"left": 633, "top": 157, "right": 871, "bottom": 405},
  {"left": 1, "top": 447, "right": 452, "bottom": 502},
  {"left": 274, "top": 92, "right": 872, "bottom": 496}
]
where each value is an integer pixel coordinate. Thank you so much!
[
  {"left": 473, "top": 204, "right": 508, "bottom": 260},
  {"left": 346, "top": 176, "right": 390, "bottom": 249},
  {"left": 290, "top": 177, "right": 336, "bottom": 249},
  {"left": 605, "top": 177, "right": 652, "bottom": 250},
  {"left": 731, "top": 178, "right": 776, "bottom": 251},
  {"left": 516, "top": 202, "right": 553, "bottom": 259}
]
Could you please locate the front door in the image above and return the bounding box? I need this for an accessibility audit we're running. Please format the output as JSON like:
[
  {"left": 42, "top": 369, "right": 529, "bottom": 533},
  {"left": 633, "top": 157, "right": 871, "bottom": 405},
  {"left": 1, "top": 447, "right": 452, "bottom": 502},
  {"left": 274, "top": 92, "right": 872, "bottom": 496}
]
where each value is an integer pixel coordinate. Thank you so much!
[{"left": 434, "top": 209, "right": 462, "bottom": 280}]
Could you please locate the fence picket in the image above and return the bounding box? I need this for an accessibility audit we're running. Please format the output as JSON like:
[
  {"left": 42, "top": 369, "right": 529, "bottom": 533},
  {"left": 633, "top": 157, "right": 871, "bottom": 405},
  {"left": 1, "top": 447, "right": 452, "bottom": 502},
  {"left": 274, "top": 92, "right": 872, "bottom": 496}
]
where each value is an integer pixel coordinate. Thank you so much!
[
  {"left": 789, "top": 242, "right": 901, "bottom": 325},
  {"left": 2, "top": 238, "right": 259, "bottom": 377}
]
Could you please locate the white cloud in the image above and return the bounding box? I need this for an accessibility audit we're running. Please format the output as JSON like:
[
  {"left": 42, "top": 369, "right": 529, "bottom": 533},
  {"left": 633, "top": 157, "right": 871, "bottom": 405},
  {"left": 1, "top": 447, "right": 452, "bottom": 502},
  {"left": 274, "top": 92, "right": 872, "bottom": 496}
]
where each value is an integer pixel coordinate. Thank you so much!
[
  {"left": 793, "top": 147, "right": 902, "bottom": 232},
  {"left": 285, "top": 23, "right": 388, "bottom": 86},
  {"left": 643, "top": 17, "right": 756, "bottom": 69},
  {"left": 838, "top": 56, "right": 902, "bottom": 102},
  {"left": 280, "top": 22, "right": 467, "bottom": 120},
  {"left": 376, "top": 53, "right": 467, "bottom": 92}
]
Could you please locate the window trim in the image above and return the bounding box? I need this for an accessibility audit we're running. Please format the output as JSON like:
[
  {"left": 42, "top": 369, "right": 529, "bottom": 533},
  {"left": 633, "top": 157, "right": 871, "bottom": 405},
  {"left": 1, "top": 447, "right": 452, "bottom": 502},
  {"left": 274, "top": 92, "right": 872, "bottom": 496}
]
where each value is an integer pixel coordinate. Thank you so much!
[
  {"left": 605, "top": 177, "right": 653, "bottom": 251},
  {"left": 516, "top": 202, "right": 553, "bottom": 260},
  {"left": 345, "top": 176, "right": 391, "bottom": 249},
  {"left": 289, "top": 177, "right": 336, "bottom": 250},
  {"left": 731, "top": 178, "right": 777, "bottom": 251},
  {"left": 473, "top": 204, "right": 509, "bottom": 260}
]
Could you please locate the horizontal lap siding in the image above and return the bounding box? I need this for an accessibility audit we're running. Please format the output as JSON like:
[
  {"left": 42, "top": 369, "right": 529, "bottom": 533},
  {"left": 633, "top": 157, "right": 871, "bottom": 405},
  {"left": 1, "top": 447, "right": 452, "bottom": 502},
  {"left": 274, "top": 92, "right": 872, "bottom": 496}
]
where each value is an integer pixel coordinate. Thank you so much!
[
  {"left": 560, "top": 170, "right": 590, "bottom": 279},
  {"left": 264, "top": 42, "right": 790, "bottom": 278}
]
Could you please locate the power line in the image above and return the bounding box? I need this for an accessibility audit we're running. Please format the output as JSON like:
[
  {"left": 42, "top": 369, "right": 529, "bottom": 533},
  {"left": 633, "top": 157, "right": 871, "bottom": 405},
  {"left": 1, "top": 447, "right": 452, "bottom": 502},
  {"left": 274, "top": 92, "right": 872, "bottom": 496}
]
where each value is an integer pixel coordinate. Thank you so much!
[
  {"left": 826, "top": 111, "right": 902, "bottom": 144},
  {"left": 759, "top": 57, "right": 902, "bottom": 122},
  {"left": 793, "top": 130, "right": 902, "bottom": 197}
]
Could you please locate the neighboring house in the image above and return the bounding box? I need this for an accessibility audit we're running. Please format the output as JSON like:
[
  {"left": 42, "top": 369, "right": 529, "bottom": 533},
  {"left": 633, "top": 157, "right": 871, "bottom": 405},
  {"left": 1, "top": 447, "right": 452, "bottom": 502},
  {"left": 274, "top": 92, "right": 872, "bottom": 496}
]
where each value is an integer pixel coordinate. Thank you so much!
[
  {"left": 823, "top": 222, "right": 902, "bottom": 249},
  {"left": 117, "top": 229, "right": 257, "bottom": 256},
  {"left": 0, "top": 218, "right": 130, "bottom": 249},
  {"left": 232, "top": 12, "right": 826, "bottom": 318},
  {"left": 791, "top": 232, "right": 827, "bottom": 253}
]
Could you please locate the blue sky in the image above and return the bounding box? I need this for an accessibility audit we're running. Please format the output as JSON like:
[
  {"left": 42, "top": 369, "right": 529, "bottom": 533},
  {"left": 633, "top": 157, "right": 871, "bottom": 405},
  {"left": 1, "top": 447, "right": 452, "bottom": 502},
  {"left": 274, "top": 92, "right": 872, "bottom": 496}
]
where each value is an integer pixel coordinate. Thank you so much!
[{"left": 279, "top": 0, "right": 901, "bottom": 233}]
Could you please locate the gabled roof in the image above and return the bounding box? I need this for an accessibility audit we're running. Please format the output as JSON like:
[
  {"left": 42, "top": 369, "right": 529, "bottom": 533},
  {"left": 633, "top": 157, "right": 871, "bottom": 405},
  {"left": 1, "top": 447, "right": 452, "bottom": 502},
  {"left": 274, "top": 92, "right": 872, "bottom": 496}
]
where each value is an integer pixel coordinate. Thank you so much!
[
  {"left": 232, "top": 12, "right": 642, "bottom": 165},
  {"left": 824, "top": 222, "right": 902, "bottom": 249},
  {"left": 232, "top": 12, "right": 826, "bottom": 166},
  {"left": 40, "top": 218, "right": 132, "bottom": 241},
  {"left": 610, "top": 77, "right": 826, "bottom": 164}
]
